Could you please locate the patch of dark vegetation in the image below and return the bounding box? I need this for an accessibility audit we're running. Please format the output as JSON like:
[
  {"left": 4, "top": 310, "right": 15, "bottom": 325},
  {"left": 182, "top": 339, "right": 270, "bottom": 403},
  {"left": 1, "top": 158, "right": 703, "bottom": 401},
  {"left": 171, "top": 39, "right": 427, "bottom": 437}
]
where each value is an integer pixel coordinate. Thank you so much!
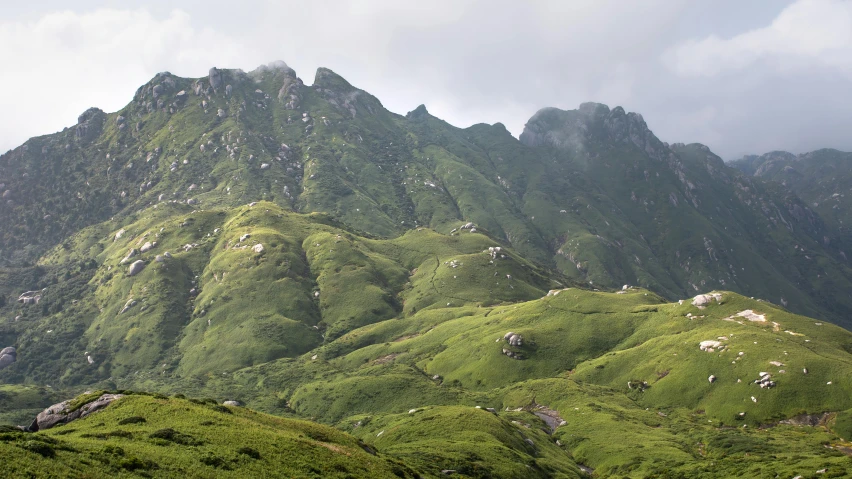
[
  {"left": 200, "top": 452, "right": 232, "bottom": 469},
  {"left": 119, "top": 456, "right": 159, "bottom": 471},
  {"left": 19, "top": 440, "right": 55, "bottom": 457},
  {"left": 117, "top": 416, "right": 146, "bottom": 425},
  {"left": 80, "top": 430, "right": 133, "bottom": 440},
  {"left": 237, "top": 446, "right": 261, "bottom": 459},
  {"left": 211, "top": 405, "right": 233, "bottom": 414},
  {"left": 148, "top": 428, "right": 202, "bottom": 446}
]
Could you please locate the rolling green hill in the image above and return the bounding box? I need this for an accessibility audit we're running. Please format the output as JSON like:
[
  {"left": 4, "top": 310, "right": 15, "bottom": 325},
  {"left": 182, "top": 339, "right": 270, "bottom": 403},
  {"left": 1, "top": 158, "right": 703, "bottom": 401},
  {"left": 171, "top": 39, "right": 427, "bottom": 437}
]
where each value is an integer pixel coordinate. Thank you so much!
[{"left": 3, "top": 62, "right": 852, "bottom": 477}]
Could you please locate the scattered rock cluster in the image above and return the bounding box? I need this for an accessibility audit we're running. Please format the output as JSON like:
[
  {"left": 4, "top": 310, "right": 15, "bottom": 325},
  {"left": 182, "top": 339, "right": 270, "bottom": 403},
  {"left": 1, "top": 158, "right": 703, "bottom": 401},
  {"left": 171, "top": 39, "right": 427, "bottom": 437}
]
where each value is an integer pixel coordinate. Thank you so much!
[
  {"left": 699, "top": 339, "right": 726, "bottom": 353},
  {"left": 501, "top": 332, "right": 525, "bottom": 360},
  {"left": 754, "top": 372, "right": 776, "bottom": 389}
]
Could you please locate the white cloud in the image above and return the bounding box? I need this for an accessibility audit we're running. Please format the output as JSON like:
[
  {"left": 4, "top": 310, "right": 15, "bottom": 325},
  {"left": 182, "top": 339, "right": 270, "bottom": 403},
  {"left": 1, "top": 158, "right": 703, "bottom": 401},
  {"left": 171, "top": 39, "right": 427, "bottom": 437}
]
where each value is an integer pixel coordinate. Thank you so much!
[
  {"left": 0, "top": 8, "right": 254, "bottom": 152},
  {"left": 663, "top": 0, "right": 852, "bottom": 77}
]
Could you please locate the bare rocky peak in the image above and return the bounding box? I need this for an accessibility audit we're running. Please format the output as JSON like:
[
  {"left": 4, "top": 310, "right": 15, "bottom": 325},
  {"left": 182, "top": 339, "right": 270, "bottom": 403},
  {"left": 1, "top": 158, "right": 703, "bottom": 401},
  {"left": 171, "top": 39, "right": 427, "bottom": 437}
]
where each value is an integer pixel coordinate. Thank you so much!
[{"left": 520, "top": 102, "right": 667, "bottom": 163}]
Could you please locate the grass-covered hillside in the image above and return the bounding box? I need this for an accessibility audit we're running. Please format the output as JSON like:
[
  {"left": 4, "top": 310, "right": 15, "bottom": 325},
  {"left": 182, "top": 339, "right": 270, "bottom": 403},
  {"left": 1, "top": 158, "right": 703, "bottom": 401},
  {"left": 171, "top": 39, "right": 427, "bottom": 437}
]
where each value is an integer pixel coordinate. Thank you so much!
[
  {"left": 5, "top": 289, "right": 852, "bottom": 477},
  {"left": 0, "top": 392, "right": 422, "bottom": 478},
  {"left": 1, "top": 201, "right": 561, "bottom": 385}
]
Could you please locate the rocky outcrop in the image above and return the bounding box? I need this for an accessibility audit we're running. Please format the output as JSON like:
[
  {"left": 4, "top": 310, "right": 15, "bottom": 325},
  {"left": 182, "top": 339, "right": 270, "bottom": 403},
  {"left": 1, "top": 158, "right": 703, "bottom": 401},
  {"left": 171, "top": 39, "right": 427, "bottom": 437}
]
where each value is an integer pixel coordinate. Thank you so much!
[
  {"left": 75, "top": 107, "right": 106, "bottom": 143},
  {"left": 504, "top": 331, "right": 523, "bottom": 347},
  {"left": 18, "top": 290, "right": 43, "bottom": 305},
  {"left": 0, "top": 346, "right": 16, "bottom": 369},
  {"left": 692, "top": 293, "right": 722, "bottom": 308},
  {"left": 313, "top": 67, "right": 379, "bottom": 118},
  {"left": 30, "top": 393, "right": 124, "bottom": 431},
  {"left": 209, "top": 67, "right": 223, "bottom": 92}
]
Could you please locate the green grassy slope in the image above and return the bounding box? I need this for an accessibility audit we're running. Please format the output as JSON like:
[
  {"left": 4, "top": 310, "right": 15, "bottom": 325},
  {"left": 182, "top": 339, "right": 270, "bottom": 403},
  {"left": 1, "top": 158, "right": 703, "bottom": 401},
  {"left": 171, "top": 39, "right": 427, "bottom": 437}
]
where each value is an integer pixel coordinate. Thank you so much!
[
  {"left": 0, "top": 393, "right": 421, "bottom": 478},
  {"left": 87, "top": 288, "right": 852, "bottom": 478}
]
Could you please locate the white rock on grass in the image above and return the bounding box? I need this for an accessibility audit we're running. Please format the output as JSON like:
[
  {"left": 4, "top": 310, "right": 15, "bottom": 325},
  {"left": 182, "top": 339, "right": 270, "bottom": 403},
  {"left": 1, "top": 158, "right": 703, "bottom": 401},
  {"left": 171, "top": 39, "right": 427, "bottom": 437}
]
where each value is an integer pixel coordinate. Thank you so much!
[
  {"left": 692, "top": 293, "right": 722, "bottom": 308},
  {"left": 699, "top": 340, "right": 722, "bottom": 352},
  {"left": 128, "top": 260, "right": 145, "bottom": 276}
]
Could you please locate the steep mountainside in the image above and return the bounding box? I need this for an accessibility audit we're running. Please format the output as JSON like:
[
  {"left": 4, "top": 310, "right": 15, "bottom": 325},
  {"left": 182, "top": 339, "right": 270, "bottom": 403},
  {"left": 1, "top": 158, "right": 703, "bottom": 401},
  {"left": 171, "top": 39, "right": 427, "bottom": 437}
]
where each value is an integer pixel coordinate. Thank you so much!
[
  {"left": 732, "top": 149, "right": 852, "bottom": 245},
  {"left": 3, "top": 62, "right": 852, "bottom": 477},
  {"left": 2, "top": 63, "right": 851, "bottom": 327}
]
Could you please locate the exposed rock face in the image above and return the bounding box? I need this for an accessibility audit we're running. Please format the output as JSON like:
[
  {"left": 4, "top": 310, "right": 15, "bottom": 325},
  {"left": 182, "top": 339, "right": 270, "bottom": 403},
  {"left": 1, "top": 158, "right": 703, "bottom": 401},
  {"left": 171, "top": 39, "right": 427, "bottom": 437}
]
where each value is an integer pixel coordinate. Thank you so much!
[
  {"left": 18, "top": 290, "right": 42, "bottom": 305},
  {"left": 209, "top": 67, "right": 223, "bottom": 91},
  {"left": 223, "top": 400, "right": 242, "bottom": 407},
  {"left": 312, "top": 67, "right": 377, "bottom": 118},
  {"left": 75, "top": 107, "right": 106, "bottom": 143},
  {"left": 520, "top": 103, "right": 671, "bottom": 164},
  {"left": 0, "top": 347, "right": 16, "bottom": 369},
  {"left": 32, "top": 393, "right": 124, "bottom": 431},
  {"left": 252, "top": 243, "right": 265, "bottom": 254},
  {"left": 128, "top": 260, "right": 145, "bottom": 276}
]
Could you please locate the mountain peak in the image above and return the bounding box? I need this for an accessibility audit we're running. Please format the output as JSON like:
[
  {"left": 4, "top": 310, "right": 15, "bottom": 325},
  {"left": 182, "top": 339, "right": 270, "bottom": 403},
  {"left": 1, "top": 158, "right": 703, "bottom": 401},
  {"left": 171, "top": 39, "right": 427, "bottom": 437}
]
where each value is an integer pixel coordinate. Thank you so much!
[
  {"left": 578, "top": 102, "right": 610, "bottom": 116},
  {"left": 314, "top": 67, "right": 355, "bottom": 91},
  {"left": 406, "top": 104, "right": 430, "bottom": 120},
  {"left": 520, "top": 103, "right": 664, "bottom": 159},
  {"left": 250, "top": 60, "right": 296, "bottom": 77}
]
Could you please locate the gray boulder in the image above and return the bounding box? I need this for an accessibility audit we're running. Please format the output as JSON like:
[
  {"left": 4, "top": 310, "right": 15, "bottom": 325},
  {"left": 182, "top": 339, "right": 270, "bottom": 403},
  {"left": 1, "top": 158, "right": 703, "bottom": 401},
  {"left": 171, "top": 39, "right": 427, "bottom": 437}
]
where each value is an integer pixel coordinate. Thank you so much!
[
  {"left": 128, "top": 260, "right": 145, "bottom": 276},
  {"left": 33, "top": 393, "right": 124, "bottom": 431},
  {"left": 0, "top": 347, "right": 16, "bottom": 369},
  {"left": 223, "top": 400, "right": 242, "bottom": 407}
]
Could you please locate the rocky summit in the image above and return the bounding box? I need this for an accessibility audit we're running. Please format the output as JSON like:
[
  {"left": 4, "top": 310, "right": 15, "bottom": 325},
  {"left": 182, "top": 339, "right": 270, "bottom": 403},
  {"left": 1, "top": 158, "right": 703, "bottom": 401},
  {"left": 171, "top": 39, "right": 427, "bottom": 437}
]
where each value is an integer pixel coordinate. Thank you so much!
[{"left": 1, "top": 62, "right": 852, "bottom": 478}]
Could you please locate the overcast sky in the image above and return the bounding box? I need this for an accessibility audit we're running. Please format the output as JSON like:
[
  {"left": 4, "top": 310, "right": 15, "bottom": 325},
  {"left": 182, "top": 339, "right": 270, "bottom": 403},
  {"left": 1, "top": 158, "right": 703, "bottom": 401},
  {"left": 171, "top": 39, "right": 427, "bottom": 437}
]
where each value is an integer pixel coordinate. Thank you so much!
[{"left": 1, "top": 0, "right": 851, "bottom": 159}]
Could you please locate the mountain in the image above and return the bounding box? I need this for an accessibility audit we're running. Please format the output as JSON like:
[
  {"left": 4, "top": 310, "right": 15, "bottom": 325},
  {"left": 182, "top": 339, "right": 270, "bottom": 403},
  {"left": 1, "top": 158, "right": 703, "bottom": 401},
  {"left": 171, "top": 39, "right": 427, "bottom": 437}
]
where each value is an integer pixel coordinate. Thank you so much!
[
  {"left": 3, "top": 65, "right": 851, "bottom": 329},
  {"left": 731, "top": 149, "right": 852, "bottom": 246},
  {"left": 2, "top": 62, "right": 852, "bottom": 477}
]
